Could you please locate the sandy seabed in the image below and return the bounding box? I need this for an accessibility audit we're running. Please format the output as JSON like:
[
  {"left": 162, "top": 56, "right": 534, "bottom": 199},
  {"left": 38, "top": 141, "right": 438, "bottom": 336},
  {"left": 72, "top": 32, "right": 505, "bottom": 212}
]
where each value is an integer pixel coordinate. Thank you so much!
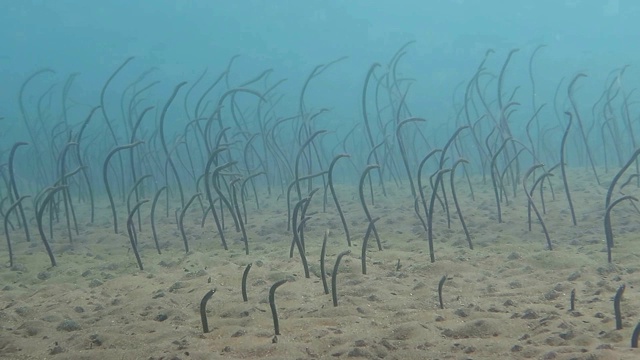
[{"left": 1, "top": 169, "right": 640, "bottom": 360}]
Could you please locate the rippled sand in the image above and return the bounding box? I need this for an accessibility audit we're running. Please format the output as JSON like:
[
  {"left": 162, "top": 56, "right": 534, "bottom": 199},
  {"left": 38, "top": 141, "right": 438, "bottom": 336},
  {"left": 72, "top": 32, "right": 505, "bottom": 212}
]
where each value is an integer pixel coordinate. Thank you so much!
[{"left": 1, "top": 169, "right": 639, "bottom": 359}]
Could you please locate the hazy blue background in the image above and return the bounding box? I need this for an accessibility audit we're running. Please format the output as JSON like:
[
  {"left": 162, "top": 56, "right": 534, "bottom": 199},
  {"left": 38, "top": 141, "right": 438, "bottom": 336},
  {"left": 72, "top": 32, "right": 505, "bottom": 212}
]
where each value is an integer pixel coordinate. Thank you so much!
[{"left": 1, "top": 0, "right": 638, "bottom": 142}]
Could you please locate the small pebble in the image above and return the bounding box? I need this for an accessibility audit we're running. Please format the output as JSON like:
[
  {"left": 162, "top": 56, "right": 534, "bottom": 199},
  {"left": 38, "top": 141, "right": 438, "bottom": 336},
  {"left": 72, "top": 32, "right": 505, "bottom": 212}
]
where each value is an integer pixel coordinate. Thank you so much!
[
  {"left": 231, "top": 330, "right": 246, "bottom": 338},
  {"left": 56, "top": 319, "right": 81, "bottom": 332},
  {"left": 37, "top": 271, "right": 51, "bottom": 280},
  {"left": 454, "top": 309, "right": 468, "bottom": 317},
  {"left": 49, "top": 343, "right": 64, "bottom": 355},
  {"left": 521, "top": 309, "right": 539, "bottom": 319}
]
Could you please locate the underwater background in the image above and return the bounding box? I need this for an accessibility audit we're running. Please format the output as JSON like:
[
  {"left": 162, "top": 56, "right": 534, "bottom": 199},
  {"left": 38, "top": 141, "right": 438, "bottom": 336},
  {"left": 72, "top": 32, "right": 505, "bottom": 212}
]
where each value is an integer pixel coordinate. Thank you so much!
[{"left": 1, "top": 1, "right": 640, "bottom": 359}]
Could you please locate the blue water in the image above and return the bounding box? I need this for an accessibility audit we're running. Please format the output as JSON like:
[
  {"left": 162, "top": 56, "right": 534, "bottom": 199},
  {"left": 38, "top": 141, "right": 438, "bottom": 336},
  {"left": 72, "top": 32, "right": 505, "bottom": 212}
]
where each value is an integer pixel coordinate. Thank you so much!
[
  {"left": 1, "top": 0, "right": 638, "bottom": 239},
  {"left": 2, "top": 1, "right": 637, "bottom": 141},
  {"left": 3, "top": 3, "right": 640, "bottom": 359}
]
